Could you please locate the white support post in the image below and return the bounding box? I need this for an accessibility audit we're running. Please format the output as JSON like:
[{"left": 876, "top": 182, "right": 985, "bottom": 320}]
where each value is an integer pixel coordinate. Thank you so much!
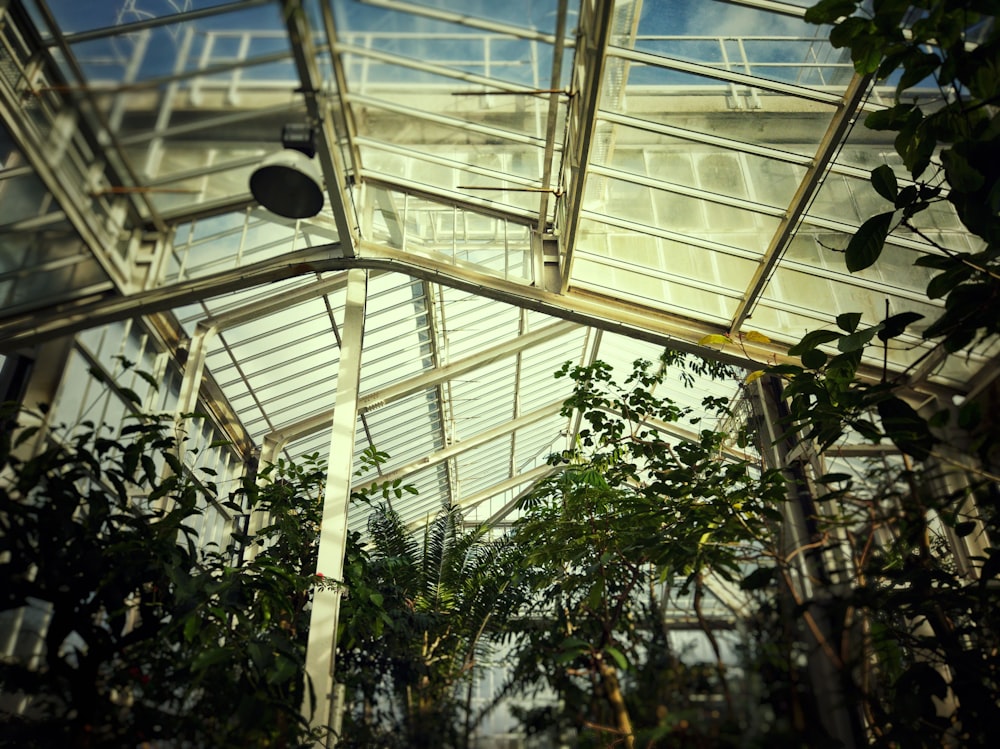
[
  {"left": 303, "top": 268, "right": 367, "bottom": 745},
  {"left": 176, "top": 322, "right": 218, "bottom": 416}
]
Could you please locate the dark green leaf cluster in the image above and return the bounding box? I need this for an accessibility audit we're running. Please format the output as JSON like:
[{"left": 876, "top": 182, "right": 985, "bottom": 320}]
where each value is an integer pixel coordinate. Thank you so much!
[
  {"left": 0, "top": 407, "right": 328, "bottom": 748},
  {"left": 808, "top": 1, "right": 1000, "bottom": 355},
  {"left": 776, "top": 309, "right": 934, "bottom": 457},
  {"left": 507, "top": 358, "right": 785, "bottom": 746}
]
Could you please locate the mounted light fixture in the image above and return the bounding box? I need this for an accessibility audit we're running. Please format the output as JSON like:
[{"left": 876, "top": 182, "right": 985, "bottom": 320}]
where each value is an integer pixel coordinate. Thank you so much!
[{"left": 249, "top": 124, "right": 324, "bottom": 219}]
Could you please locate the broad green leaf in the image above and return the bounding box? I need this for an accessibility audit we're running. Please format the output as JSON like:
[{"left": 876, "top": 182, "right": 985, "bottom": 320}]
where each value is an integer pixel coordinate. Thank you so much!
[
  {"left": 182, "top": 614, "right": 200, "bottom": 643},
  {"left": 829, "top": 16, "right": 870, "bottom": 50},
  {"left": 896, "top": 50, "right": 940, "bottom": 93},
  {"left": 877, "top": 312, "right": 924, "bottom": 340},
  {"left": 914, "top": 252, "right": 961, "bottom": 270},
  {"left": 877, "top": 396, "right": 934, "bottom": 460},
  {"left": 845, "top": 212, "right": 894, "bottom": 272},
  {"left": 895, "top": 184, "right": 919, "bottom": 210},
  {"left": 788, "top": 329, "right": 841, "bottom": 356},
  {"left": 816, "top": 472, "right": 853, "bottom": 484},
  {"left": 865, "top": 103, "right": 915, "bottom": 131},
  {"left": 803, "top": 0, "right": 857, "bottom": 24},
  {"left": 133, "top": 369, "right": 161, "bottom": 392},
  {"left": 870, "top": 164, "right": 898, "bottom": 202},
  {"left": 838, "top": 324, "right": 884, "bottom": 352},
  {"left": 836, "top": 312, "right": 862, "bottom": 333},
  {"left": 926, "top": 264, "right": 973, "bottom": 299},
  {"left": 801, "top": 348, "right": 828, "bottom": 369},
  {"left": 953, "top": 521, "right": 977, "bottom": 538},
  {"left": 604, "top": 646, "right": 628, "bottom": 671},
  {"left": 743, "top": 330, "right": 771, "bottom": 343},
  {"left": 191, "top": 647, "right": 231, "bottom": 672},
  {"left": 941, "top": 149, "right": 985, "bottom": 192},
  {"left": 740, "top": 566, "right": 776, "bottom": 591},
  {"left": 120, "top": 387, "right": 143, "bottom": 405}
]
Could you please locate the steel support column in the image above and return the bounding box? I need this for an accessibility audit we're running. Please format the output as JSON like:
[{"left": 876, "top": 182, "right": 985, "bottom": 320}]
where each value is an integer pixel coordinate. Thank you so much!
[
  {"left": 302, "top": 268, "right": 367, "bottom": 743},
  {"left": 750, "top": 375, "right": 864, "bottom": 749}
]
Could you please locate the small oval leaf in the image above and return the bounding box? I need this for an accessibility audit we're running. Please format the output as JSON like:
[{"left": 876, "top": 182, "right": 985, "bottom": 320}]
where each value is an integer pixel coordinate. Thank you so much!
[
  {"left": 845, "top": 212, "right": 894, "bottom": 272},
  {"left": 870, "top": 164, "right": 898, "bottom": 202}
]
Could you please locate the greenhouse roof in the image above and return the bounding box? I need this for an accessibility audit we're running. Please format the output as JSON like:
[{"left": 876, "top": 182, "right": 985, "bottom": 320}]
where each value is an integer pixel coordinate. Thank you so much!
[{"left": 0, "top": 0, "right": 993, "bottom": 528}]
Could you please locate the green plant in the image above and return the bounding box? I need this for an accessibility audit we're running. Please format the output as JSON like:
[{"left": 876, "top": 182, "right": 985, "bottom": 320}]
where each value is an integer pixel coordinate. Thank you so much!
[
  {"left": 507, "top": 355, "right": 786, "bottom": 748},
  {"left": 742, "top": 3, "right": 1000, "bottom": 746},
  {"left": 0, "top": 397, "right": 328, "bottom": 747},
  {"left": 336, "top": 500, "right": 530, "bottom": 749}
]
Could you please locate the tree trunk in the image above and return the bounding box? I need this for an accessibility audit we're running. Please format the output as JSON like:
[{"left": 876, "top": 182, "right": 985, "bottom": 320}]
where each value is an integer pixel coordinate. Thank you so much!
[{"left": 597, "top": 659, "right": 634, "bottom": 749}]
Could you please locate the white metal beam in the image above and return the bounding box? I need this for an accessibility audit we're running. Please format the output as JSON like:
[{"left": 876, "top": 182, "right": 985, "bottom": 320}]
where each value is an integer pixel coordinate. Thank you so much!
[
  {"left": 302, "top": 269, "right": 367, "bottom": 742},
  {"left": 558, "top": 0, "right": 616, "bottom": 292},
  {"left": 269, "top": 319, "right": 578, "bottom": 444},
  {"left": 0, "top": 241, "right": 962, "bottom": 400},
  {"left": 353, "top": 401, "right": 565, "bottom": 494},
  {"left": 281, "top": 0, "right": 358, "bottom": 258},
  {"left": 729, "top": 72, "right": 872, "bottom": 333}
]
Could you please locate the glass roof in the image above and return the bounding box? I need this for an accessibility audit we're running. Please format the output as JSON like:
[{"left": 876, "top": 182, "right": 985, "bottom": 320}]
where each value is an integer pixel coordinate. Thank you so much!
[{"left": 0, "top": 0, "right": 993, "bottom": 529}]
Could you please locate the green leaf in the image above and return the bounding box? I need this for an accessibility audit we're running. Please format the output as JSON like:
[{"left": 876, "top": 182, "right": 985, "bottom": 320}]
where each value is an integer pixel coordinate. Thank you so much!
[
  {"left": 788, "top": 329, "right": 842, "bottom": 356},
  {"left": 816, "top": 472, "right": 853, "bottom": 484},
  {"left": 829, "top": 16, "right": 870, "bottom": 50},
  {"left": 941, "top": 149, "right": 985, "bottom": 192},
  {"left": 184, "top": 614, "right": 200, "bottom": 642},
  {"left": 895, "top": 184, "right": 919, "bottom": 210},
  {"left": 896, "top": 50, "right": 940, "bottom": 93},
  {"left": 837, "top": 324, "right": 884, "bottom": 352},
  {"left": 740, "top": 566, "right": 776, "bottom": 591},
  {"left": 14, "top": 425, "right": 39, "bottom": 448},
  {"left": 801, "top": 348, "right": 828, "bottom": 370},
  {"left": 247, "top": 642, "right": 272, "bottom": 670},
  {"left": 870, "top": 164, "right": 898, "bottom": 202},
  {"left": 133, "top": 369, "right": 161, "bottom": 392},
  {"left": 836, "top": 312, "right": 862, "bottom": 333},
  {"left": 803, "top": 0, "right": 857, "bottom": 24},
  {"left": 865, "top": 103, "right": 915, "bottom": 131},
  {"left": 560, "top": 636, "right": 591, "bottom": 650},
  {"left": 953, "top": 521, "right": 977, "bottom": 538},
  {"left": 926, "top": 264, "right": 974, "bottom": 299},
  {"left": 980, "top": 551, "right": 1000, "bottom": 587},
  {"left": 845, "top": 212, "right": 894, "bottom": 272},
  {"left": 877, "top": 312, "right": 924, "bottom": 340},
  {"left": 877, "top": 396, "right": 934, "bottom": 460},
  {"left": 604, "top": 646, "right": 628, "bottom": 671},
  {"left": 266, "top": 655, "right": 299, "bottom": 685},
  {"left": 191, "top": 647, "right": 232, "bottom": 672},
  {"left": 120, "top": 387, "right": 143, "bottom": 405},
  {"left": 914, "top": 252, "right": 960, "bottom": 270}
]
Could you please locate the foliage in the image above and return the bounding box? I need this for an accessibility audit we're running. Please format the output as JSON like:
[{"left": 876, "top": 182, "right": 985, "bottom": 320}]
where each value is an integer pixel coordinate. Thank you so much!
[
  {"left": 507, "top": 356, "right": 786, "bottom": 748},
  {"left": 0, "top": 400, "right": 328, "bottom": 748},
  {"left": 805, "top": 0, "right": 1000, "bottom": 356},
  {"left": 335, "top": 500, "right": 531, "bottom": 749},
  {"left": 744, "top": 2, "right": 1000, "bottom": 746}
]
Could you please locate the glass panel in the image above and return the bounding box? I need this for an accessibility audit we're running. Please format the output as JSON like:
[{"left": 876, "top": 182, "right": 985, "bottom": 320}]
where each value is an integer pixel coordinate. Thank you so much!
[
  {"left": 38, "top": 0, "right": 240, "bottom": 35},
  {"left": 625, "top": 0, "right": 849, "bottom": 88}
]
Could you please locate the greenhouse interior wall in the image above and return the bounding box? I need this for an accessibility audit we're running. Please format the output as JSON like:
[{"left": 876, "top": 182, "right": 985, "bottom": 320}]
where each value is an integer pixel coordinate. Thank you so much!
[{"left": 1, "top": 0, "right": 996, "bottom": 747}]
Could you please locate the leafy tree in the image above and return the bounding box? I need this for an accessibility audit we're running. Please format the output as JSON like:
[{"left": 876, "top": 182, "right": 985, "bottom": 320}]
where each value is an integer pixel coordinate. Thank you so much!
[
  {"left": 805, "top": 0, "right": 999, "bottom": 356},
  {"left": 743, "top": 3, "right": 1000, "bottom": 746},
  {"left": 508, "top": 355, "right": 786, "bottom": 748},
  {"left": 335, "top": 501, "right": 531, "bottom": 749},
  {"left": 0, "top": 399, "right": 328, "bottom": 747}
]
